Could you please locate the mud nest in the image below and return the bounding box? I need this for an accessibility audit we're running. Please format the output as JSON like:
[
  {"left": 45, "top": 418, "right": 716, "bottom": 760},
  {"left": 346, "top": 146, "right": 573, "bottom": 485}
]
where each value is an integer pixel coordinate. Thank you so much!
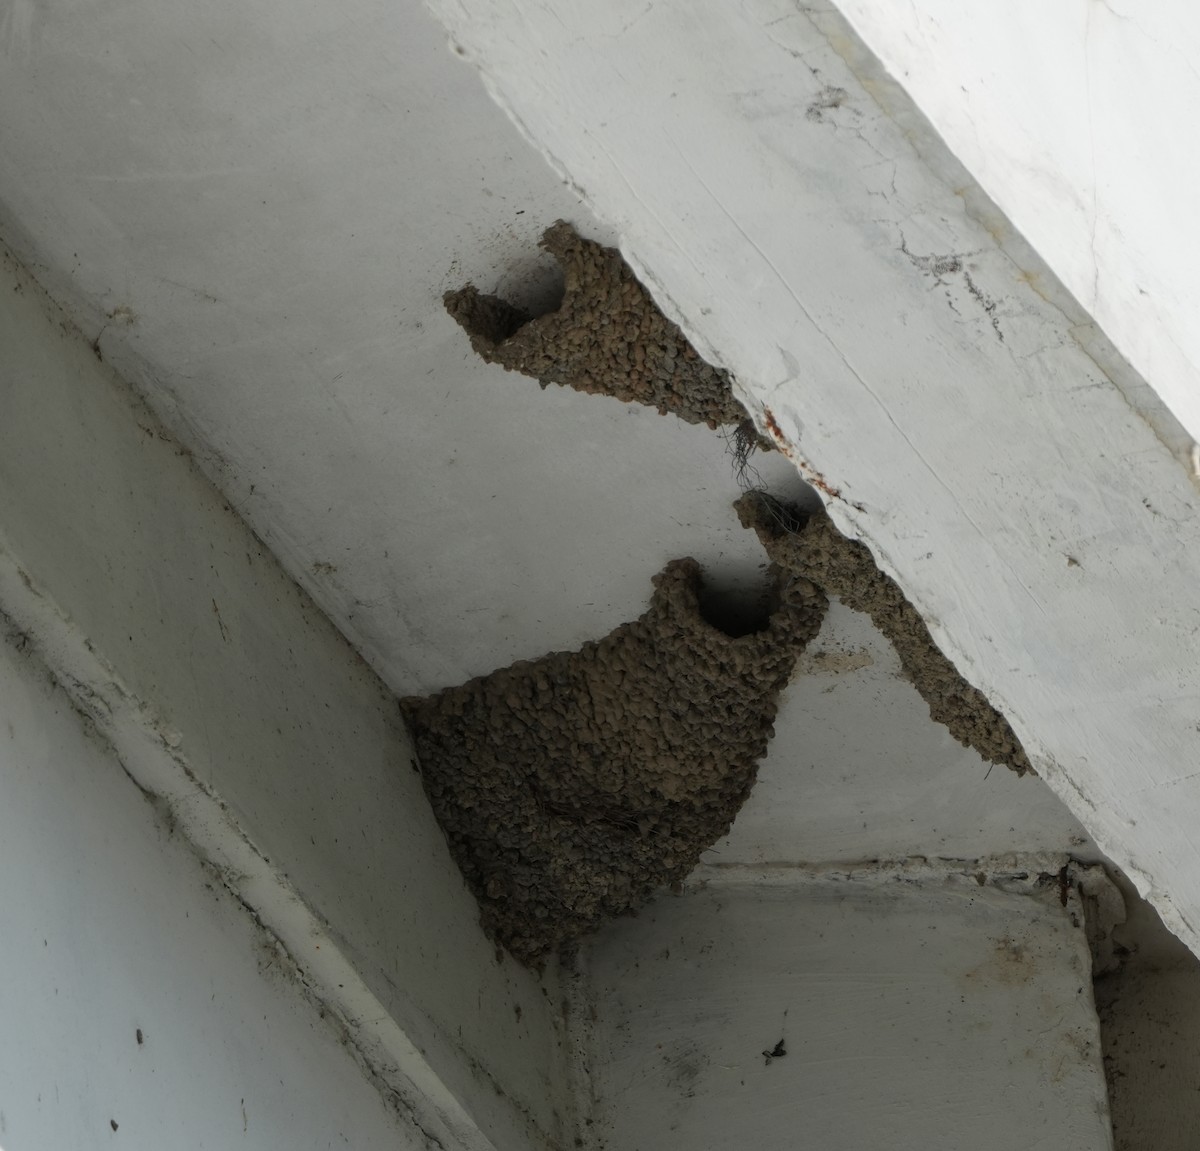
[
  {"left": 735, "top": 491, "right": 1032, "bottom": 776},
  {"left": 443, "top": 221, "right": 750, "bottom": 429},
  {"left": 402, "top": 555, "right": 827, "bottom": 964}
]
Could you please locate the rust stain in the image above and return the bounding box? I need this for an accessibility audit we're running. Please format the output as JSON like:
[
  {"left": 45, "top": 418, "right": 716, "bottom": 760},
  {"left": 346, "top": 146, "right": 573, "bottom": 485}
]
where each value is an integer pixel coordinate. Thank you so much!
[
  {"left": 762, "top": 406, "right": 848, "bottom": 502},
  {"left": 802, "top": 469, "right": 844, "bottom": 502},
  {"left": 761, "top": 405, "right": 787, "bottom": 445}
]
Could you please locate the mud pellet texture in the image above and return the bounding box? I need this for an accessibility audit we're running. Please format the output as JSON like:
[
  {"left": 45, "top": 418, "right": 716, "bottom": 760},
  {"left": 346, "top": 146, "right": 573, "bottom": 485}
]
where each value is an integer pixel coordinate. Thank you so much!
[
  {"left": 444, "top": 221, "right": 748, "bottom": 429},
  {"left": 735, "top": 491, "right": 1031, "bottom": 775},
  {"left": 402, "top": 556, "right": 827, "bottom": 964}
]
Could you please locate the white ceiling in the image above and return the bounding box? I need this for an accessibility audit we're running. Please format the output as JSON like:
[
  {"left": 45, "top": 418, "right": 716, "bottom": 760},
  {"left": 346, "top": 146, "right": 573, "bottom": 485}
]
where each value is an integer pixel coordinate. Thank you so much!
[
  {"left": 712, "top": 601, "right": 1093, "bottom": 868},
  {"left": 0, "top": 0, "right": 820, "bottom": 698},
  {"left": 0, "top": 0, "right": 1090, "bottom": 863}
]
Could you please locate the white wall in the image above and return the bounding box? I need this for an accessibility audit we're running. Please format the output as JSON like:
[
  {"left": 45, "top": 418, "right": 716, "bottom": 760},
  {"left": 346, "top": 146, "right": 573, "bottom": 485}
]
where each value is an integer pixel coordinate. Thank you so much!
[
  {"left": 710, "top": 601, "right": 1097, "bottom": 867},
  {"left": 0, "top": 244, "right": 567, "bottom": 1151},
  {"left": 833, "top": 0, "right": 1200, "bottom": 448},
  {"left": 0, "top": 630, "right": 426, "bottom": 1150},
  {"left": 575, "top": 867, "right": 1112, "bottom": 1150}
]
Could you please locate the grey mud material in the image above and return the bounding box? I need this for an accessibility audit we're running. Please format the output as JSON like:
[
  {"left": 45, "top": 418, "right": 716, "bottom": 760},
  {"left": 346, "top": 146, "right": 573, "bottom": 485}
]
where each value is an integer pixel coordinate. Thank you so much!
[
  {"left": 428, "top": 225, "right": 1031, "bottom": 961},
  {"left": 401, "top": 556, "right": 828, "bottom": 964},
  {"left": 443, "top": 221, "right": 749, "bottom": 429},
  {"left": 736, "top": 492, "right": 1032, "bottom": 775}
]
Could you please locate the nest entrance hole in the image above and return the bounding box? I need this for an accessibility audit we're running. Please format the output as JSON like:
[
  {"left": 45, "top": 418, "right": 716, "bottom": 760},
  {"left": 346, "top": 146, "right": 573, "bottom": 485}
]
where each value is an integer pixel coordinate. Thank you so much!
[
  {"left": 698, "top": 573, "right": 778, "bottom": 638},
  {"left": 446, "top": 257, "right": 566, "bottom": 347},
  {"left": 495, "top": 254, "right": 566, "bottom": 322}
]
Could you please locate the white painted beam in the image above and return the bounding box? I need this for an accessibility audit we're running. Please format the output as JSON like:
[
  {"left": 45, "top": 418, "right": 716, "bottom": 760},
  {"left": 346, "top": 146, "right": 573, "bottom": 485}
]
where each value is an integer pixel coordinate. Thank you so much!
[
  {"left": 833, "top": 0, "right": 1200, "bottom": 450},
  {"left": 426, "top": 0, "right": 1200, "bottom": 953}
]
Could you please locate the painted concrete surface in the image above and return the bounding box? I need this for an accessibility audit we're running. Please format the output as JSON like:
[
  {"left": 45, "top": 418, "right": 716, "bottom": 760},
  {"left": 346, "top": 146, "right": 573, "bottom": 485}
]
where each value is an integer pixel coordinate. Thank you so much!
[
  {"left": 0, "top": 0, "right": 1114, "bottom": 909},
  {"left": 0, "top": 213, "right": 1107, "bottom": 1147},
  {"left": 576, "top": 868, "right": 1112, "bottom": 1150},
  {"left": 1091, "top": 874, "right": 1200, "bottom": 1150},
  {"left": 0, "top": 0, "right": 807, "bottom": 700},
  {"left": 0, "top": 632, "right": 428, "bottom": 1150},
  {"left": 711, "top": 600, "right": 1097, "bottom": 867},
  {"left": 834, "top": 0, "right": 1200, "bottom": 449},
  {"left": 0, "top": 246, "right": 566, "bottom": 1151},
  {"left": 1097, "top": 963, "right": 1200, "bottom": 1151},
  {"left": 425, "top": 0, "right": 1200, "bottom": 960},
  {"left": 0, "top": 2, "right": 1184, "bottom": 1139}
]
